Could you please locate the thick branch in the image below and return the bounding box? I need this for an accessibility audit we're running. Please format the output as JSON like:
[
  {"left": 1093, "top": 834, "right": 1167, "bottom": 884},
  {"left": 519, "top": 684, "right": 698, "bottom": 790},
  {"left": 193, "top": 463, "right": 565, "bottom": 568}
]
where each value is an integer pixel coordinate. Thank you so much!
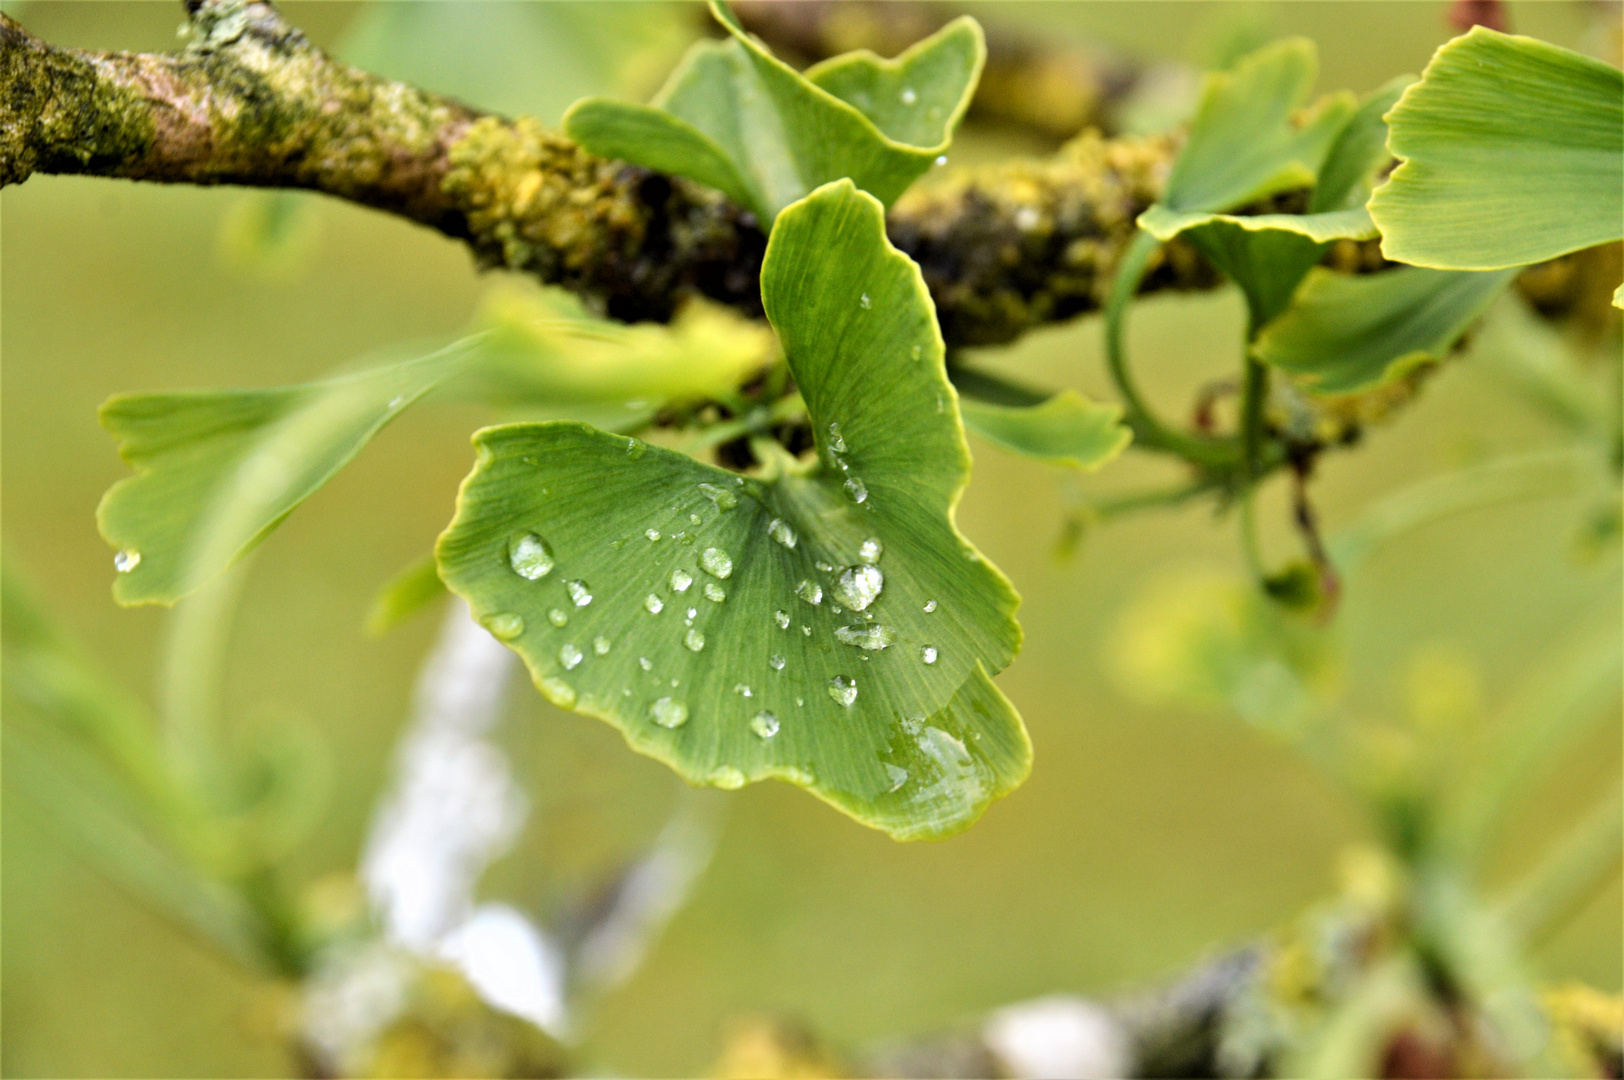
[{"left": 0, "top": 0, "right": 1207, "bottom": 342}]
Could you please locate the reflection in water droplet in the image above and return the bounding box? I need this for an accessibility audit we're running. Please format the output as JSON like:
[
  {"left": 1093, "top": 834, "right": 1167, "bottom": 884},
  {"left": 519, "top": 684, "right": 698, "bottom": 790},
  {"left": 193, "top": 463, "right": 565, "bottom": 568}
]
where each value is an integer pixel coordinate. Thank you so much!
[
  {"left": 827, "top": 423, "right": 847, "bottom": 453},
  {"left": 833, "top": 564, "right": 884, "bottom": 611},
  {"left": 844, "top": 477, "right": 868, "bottom": 504},
  {"left": 774, "top": 610, "right": 791, "bottom": 629},
  {"left": 859, "top": 538, "right": 882, "bottom": 564},
  {"left": 559, "top": 643, "right": 583, "bottom": 670},
  {"left": 645, "top": 528, "right": 661, "bottom": 541},
  {"left": 548, "top": 608, "right": 569, "bottom": 627},
  {"left": 704, "top": 582, "right": 726, "bottom": 602},
  {"left": 768, "top": 518, "right": 798, "bottom": 549},
  {"left": 540, "top": 677, "right": 576, "bottom": 709},
  {"left": 700, "top": 547, "right": 733, "bottom": 579},
  {"left": 751, "top": 711, "right": 780, "bottom": 739},
  {"left": 885, "top": 763, "right": 910, "bottom": 792},
  {"left": 859, "top": 293, "right": 872, "bottom": 309},
  {"left": 509, "top": 534, "right": 554, "bottom": 580},
  {"left": 698, "top": 483, "right": 738, "bottom": 510},
  {"left": 796, "top": 580, "right": 823, "bottom": 605},
  {"left": 921, "top": 646, "right": 938, "bottom": 665},
  {"left": 670, "top": 568, "right": 693, "bottom": 593},
  {"left": 827, "top": 676, "right": 858, "bottom": 707},
  {"left": 639, "top": 656, "right": 653, "bottom": 671},
  {"left": 734, "top": 683, "right": 753, "bottom": 698},
  {"left": 923, "top": 599, "right": 937, "bottom": 613},
  {"left": 644, "top": 594, "right": 664, "bottom": 614},
  {"left": 835, "top": 624, "right": 896, "bottom": 650},
  {"left": 593, "top": 635, "right": 612, "bottom": 656},
  {"left": 567, "top": 580, "right": 593, "bottom": 606},
  {"left": 650, "top": 697, "right": 689, "bottom": 728},
  {"left": 769, "top": 654, "right": 786, "bottom": 671},
  {"left": 683, "top": 628, "right": 705, "bottom": 652},
  {"left": 484, "top": 612, "right": 525, "bottom": 640},
  {"left": 114, "top": 548, "right": 142, "bottom": 573}
]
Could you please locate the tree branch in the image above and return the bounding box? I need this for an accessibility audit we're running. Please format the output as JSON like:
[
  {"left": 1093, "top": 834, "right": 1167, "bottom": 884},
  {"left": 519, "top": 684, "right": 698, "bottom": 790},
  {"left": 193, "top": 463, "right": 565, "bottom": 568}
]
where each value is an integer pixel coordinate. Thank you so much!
[{"left": 1, "top": 0, "right": 1213, "bottom": 343}]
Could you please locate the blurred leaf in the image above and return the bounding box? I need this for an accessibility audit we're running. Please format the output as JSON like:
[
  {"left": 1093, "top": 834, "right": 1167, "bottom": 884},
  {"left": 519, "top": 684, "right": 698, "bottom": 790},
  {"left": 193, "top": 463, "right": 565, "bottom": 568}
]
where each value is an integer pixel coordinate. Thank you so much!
[
  {"left": 98, "top": 341, "right": 472, "bottom": 607},
  {"left": 960, "top": 390, "right": 1130, "bottom": 471},
  {"left": 565, "top": 3, "right": 983, "bottom": 223},
  {"left": 1369, "top": 28, "right": 1624, "bottom": 274},
  {"left": 437, "top": 182, "right": 1028, "bottom": 840},
  {"left": 1252, "top": 265, "right": 1517, "bottom": 393},
  {"left": 1310, "top": 75, "right": 1414, "bottom": 214},
  {"left": 367, "top": 553, "right": 447, "bottom": 636},
  {"left": 216, "top": 190, "right": 321, "bottom": 281}
]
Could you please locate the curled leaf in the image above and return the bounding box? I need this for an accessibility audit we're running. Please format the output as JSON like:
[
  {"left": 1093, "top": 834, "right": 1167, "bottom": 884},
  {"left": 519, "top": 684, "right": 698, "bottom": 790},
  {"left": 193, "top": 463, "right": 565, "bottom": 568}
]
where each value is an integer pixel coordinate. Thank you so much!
[{"left": 960, "top": 391, "right": 1131, "bottom": 471}]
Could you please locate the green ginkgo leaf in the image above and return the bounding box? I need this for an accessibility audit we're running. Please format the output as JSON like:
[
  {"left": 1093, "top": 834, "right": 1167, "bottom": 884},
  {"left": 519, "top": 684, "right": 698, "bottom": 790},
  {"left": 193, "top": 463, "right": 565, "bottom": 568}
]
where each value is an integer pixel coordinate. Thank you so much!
[
  {"left": 564, "top": 3, "right": 983, "bottom": 224},
  {"left": 961, "top": 391, "right": 1131, "bottom": 471},
  {"left": 1369, "top": 27, "right": 1624, "bottom": 274},
  {"left": 436, "top": 181, "right": 1028, "bottom": 840},
  {"left": 1252, "top": 265, "right": 1517, "bottom": 394}
]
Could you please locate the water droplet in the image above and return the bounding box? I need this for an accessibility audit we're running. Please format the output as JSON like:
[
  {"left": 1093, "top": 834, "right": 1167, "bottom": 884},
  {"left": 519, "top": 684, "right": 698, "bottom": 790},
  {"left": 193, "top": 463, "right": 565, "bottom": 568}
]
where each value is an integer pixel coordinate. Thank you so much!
[
  {"left": 801, "top": 625, "right": 812, "bottom": 636},
  {"left": 844, "top": 477, "right": 868, "bottom": 503},
  {"left": 645, "top": 528, "right": 661, "bottom": 541},
  {"left": 540, "top": 677, "right": 577, "bottom": 709},
  {"left": 670, "top": 568, "right": 693, "bottom": 593},
  {"left": 815, "top": 560, "right": 835, "bottom": 573},
  {"left": 751, "top": 711, "right": 780, "bottom": 739},
  {"left": 559, "top": 642, "right": 584, "bottom": 670},
  {"left": 774, "top": 610, "right": 791, "bottom": 629},
  {"left": 685, "top": 607, "right": 698, "bottom": 624},
  {"left": 935, "top": 154, "right": 948, "bottom": 166},
  {"left": 911, "top": 344, "right": 922, "bottom": 360},
  {"left": 709, "top": 766, "right": 746, "bottom": 789},
  {"left": 484, "top": 612, "right": 525, "bottom": 640},
  {"left": 921, "top": 646, "right": 938, "bottom": 665},
  {"left": 509, "top": 534, "right": 554, "bottom": 580},
  {"left": 698, "top": 482, "right": 738, "bottom": 510},
  {"left": 885, "top": 764, "right": 910, "bottom": 792},
  {"left": 769, "top": 654, "right": 786, "bottom": 671},
  {"left": 796, "top": 696, "right": 806, "bottom": 707},
  {"left": 683, "top": 628, "right": 706, "bottom": 652},
  {"left": 901, "top": 86, "right": 917, "bottom": 105},
  {"left": 703, "top": 582, "right": 726, "bottom": 602},
  {"left": 923, "top": 599, "right": 937, "bottom": 613},
  {"left": 593, "top": 635, "right": 612, "bottom": 656},
  {"left": 734, "top": 683, "right": 753, "bottom": 698},
  {"left": 650, "top": 697, "right": 689, "bottom": 729},
  {"left": 827, "top": 676, "right": 858, "bottom": 707},
  {"left": 768, "top": 518, "right": 798, "bottom": 549},
  {"left": 113, "top": 548, "right": 141, "bottom": 573},
  {"left": 626, "top": 437, "right": 648, "bottom": 459},
  {"left": 831, "top": 605, "right": 843, "bottom": 614},
  {"left": 689, "top": 513, "right": 703, "bottom": 526},
  {"left": 835, "top": 624, "right": 896, "bottom": 650},
  {"left": 859, "top": 538, "right": 882, "bottom": 564},
  {"left": 859, "top": 293, "right": 872, "bottom": 310},
  {"left": 700, "top": 547, "right": 733, "bottom": 579},
  {"left": 827, "top": 423, "right": 847, "bottom": 453},
  {"left": 644, "top": 593, "right": 664, "bottom": 614},
  {"left": 548, "top": 608, "right": 569, "bottom": 627},
  {"left": 567, "top": 579, "right": 593, "bottom": 607},
  {"left": 639, "top": 656, "right": 653, "bottom": 671},
  {"left": 833, "top": 564, "right": 883, "bottom": 611},
  {"left": 796, "top": 580, "right": 823, "bottom": 605}
]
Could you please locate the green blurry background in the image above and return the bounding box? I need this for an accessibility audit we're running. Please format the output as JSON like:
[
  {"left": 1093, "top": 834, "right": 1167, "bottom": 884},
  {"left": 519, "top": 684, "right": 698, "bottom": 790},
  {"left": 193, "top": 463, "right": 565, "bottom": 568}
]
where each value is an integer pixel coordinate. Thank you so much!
[{"left": 2, "top": 2, "right": 1617, "bottom": 1076}]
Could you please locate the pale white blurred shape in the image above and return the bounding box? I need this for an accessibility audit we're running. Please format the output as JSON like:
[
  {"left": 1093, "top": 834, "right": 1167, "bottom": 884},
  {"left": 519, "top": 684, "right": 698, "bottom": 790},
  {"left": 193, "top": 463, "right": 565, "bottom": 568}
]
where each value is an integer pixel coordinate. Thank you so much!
[
  {"left": 436, "top": 903, "right": 568, "bottom": 1036},
  {"left": 300, "top": 941, "right": 416, "bottom": 1072},
  {"left": 983, "top": 995, "right": 1131, "bottom": 1080}
]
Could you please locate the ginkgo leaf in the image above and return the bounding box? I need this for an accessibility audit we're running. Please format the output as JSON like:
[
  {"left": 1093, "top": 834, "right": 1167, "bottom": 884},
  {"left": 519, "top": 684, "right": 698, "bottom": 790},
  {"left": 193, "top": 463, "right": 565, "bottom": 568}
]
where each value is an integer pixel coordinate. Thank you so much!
[
  {"left": 1311, "top": 74, "right": 1414, "bottom": 214},
  {"left": 1253, "top": 265, "right": 1517, "bottom": 394},
  {"left": 565, "top": 3, "right": 983, "bottom": 224},
  {"left": 1369, "top": 27, "right": 1624, "bottom": 273},
  {"left": 960, "top": 391, "right": 1131, "bottom": 471},
  {"left": 437, "top": 181, "right": 1028, "bottom": 840}
]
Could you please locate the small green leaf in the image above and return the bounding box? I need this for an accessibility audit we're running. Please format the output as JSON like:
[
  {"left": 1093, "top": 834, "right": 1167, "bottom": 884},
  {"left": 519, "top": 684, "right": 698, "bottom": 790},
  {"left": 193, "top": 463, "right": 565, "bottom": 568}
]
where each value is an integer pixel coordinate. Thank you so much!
[
  {"left": 367, "top": 554, "right": 447, "bottom": 636},
  {"left": 1311, "top": 75, "right": 1415, "bottom": 213},
  {"left": 1252, "top": 265, "right": 1517, "bottom": 393},
  {"left": 437, "top": 181, "right": 1028, "bottom": 840},
  {"left": 565, "top": 4, "right": 983, "bottom": 223},
  {"left": 99, "top": 343, "right": 471, "bottom": 607},
  {"left": 1369, "top": 27, "right": 1624, "bottom": 271},
  {"left": 960, "top": 391, "right": 1131, "bottom": 471}
]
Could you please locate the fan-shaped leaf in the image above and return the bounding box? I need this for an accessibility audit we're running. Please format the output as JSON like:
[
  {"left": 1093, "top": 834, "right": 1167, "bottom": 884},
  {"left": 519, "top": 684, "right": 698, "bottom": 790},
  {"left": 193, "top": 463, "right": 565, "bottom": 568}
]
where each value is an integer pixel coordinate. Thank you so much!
[
  {"left": 961, "top": 391, "right": 1131, "bottom": 471},
  {"left": 565, "top": 3, "right": 983, "bottom": 224},
  {"left": 1369, "top": 27, "right": 1624, "bottom": 273},
  {"left": 436, "top": 181, "right": 1028, "bottom": 840}
]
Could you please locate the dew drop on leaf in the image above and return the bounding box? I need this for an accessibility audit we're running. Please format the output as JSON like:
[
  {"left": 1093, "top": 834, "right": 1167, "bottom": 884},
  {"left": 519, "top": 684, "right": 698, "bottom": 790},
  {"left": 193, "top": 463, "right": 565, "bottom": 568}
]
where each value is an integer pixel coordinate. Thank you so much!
[
  {"left": 540, "top": 677, "right": 577, "bottom": 709},
  {"left": 844, "top": 477, "right": 868, "bottom": 504},
  {"left": 859, "top": 293, "right": 872, "bottom": 310},
  {"left": 801, "top": 625, "right": 812, "bottom": 636},
  {"left": 699, "top": 482, "right": 739, "bottom": 510},
  {"left": 751, "top": 711, "right": 780, "bottom": 739},
  {"left": 685, "top": 607, "right": 698, "bottom": 624},
  {"left": 774, "top": 610, "right": 791, "bottom": 629},
  {"left": 625, "top": 438, "right": 648, "bottom": 460},
  {"left": 710, "top": 766, "right": 746, "bottom": 789},
  {"left": 484, "top": 612, "right": 525, "bottom": 640},
  {"left": 593, "top": 635, "right": 612, "bottom": 656},
  {"left": 704, "top": 582, "right": 726, "bottom": 603},
  {"left": 769, "top": 654, "right": 786, "bottom": 671},
  {"left": 923, "top": 599, "right": 937, "bottom": 613},
  {"left": 734, "top": 683, "right": 753, "bottom": 698},
  {"left": 833, "top": 565, "right": 883, "bottom": 611},
  {"left": 639, "top": 656, "right": 653, "bottom": 671},
  {"left": 548, "top": 608, "right": 569, "bottom": 628},
  {"left": 796, "top": 580, "right": 823, "bottom": 605},
  {"left": 835, "top": 624, "right": 896, "bottom": 650},
  {"left": 567, "top": 580, "right": 593, "bottom": 607},
  {"left": 559, "top": 642, "right": 583, "bottom": 670},
  {"left": 920, "top": 646, "right": 938, "bottom": 665},
  {"left": 859, "top": 538, "right": 883, "bottom": 564},
  {"left": 901, "top": 86, "right": 917, "bottom": 105},
  {"left": 114, "top": 548, "right": 141, "bottom": 573},
  {"left": 768, "top": 518, "right": 798, "bottom": 549},
  {"left": 827, "top": 676, "right": 858, "bottom": 707},
  {"left": 700, "top": 547, "right": 733, "bottom": 579},
  {"left": 670, "top": 568, "right": 693, "bottom": 593},
  {"left": 885, "top": 763, "right": 909, "bottom": 791},
  {"left": 644, "top": 594, "right": 664, "bottom": 614},
  {"left": 827, "top": 423, "right": 847, "bottom": 453},
  {"left": 509, "top": 534, "right": 554, "bottom": 580},
  {"left": 683, "top": 628, "right": 706, "bottom": 652},
  {"left": 645, "top": 529, "right": 660, "bottom": 541},
  {"left": 650, "top": 697, "right": 689, "bottom": 729}
]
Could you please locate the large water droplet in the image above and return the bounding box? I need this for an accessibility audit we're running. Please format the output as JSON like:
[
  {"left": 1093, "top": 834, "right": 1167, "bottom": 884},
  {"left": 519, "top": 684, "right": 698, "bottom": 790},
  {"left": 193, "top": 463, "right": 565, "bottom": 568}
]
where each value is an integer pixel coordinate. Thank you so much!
[
  {"left": 833, "top": 564, "right": 883, "bottom": 611},
  {"left": 859, "top": 538, "right": 882, "bottom": 565},
  {"left": 644, "top": 593, "right": 664, "bottom": 614},
  {"left": 774, "top": 610, "right": 791, "bottom": 629},
  {"left": 920, "top": 646, "right": 938, "bottom": 665},
  {"left": 670, "top": 568, "right": 693, "bottom": 593},
  {"left": 548, "top": 608, "right": 569, "bottom": 627},
  {"left": 700, "top": 547, "right": 733, "bottom": 579},
  {"left": 114, "top": 548, "right": 141, "bottom": 573},
  {"left": 703, "top": 582, "right": 726, "bottom": 603},
  {"left": 593, "top": 635, "right": 612, "bottom": 656},
  {"left": 827, "top": 676, "right": 858, "bottom": 707},
  {"left": 650, "top": 697, "right": 689, "bottom": 728},
  {"left": 540, "top": 677, "right": 576, "bottom": 709},
  {"left": 835, "top": 624, "right": 896, "bottom": 650},
  {"left": 796, "top": 580, "right": 823, "bottom": 605},
  {"left": 844, "top": 477, "right": 868, "bottom": 504},
  {"left": 484, "top": 612, "right": 525, "bottom": 640},
  {"left": 859, "top": 293, "right": 872, "bottom": 310},
  {"left": 769, "top": 654, "right": 786, "bottom": 671},
  {"left": 645, "top": 528, "right": 661, "bottom": 541},
  {"left": 751, "top": 711, "right": 780, "bottom": 739},
  {"left": 768, "top": 518, "right": 798, "bottom": 549},
  {"left": 559, "top": 642, "right": 583, "bottom": 670},
  {"left": 509, "top": 534, "right": 554, "bottom": 580},
  {"left": 698, "top": 483, "right": 738, "bottom": 510},
  {"left": 567, "top": 580, "right": 593, "bottom": 607},
  {"left": 683, "top": 628, "right": 706, "bottom": 652},
  {"left": 923, "top": 599, "right": 938, "bottom": 613}
]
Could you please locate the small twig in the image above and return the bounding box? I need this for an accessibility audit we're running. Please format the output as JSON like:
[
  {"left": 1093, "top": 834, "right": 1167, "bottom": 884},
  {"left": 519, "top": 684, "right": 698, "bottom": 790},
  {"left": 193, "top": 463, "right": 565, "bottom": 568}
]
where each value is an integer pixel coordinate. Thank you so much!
[
  {"left": 1288, "top": 453, "right": 1342, "bottom": 617},
  {"left": 1192, "top": 378, "right": 1240, "bottom": 434}
]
